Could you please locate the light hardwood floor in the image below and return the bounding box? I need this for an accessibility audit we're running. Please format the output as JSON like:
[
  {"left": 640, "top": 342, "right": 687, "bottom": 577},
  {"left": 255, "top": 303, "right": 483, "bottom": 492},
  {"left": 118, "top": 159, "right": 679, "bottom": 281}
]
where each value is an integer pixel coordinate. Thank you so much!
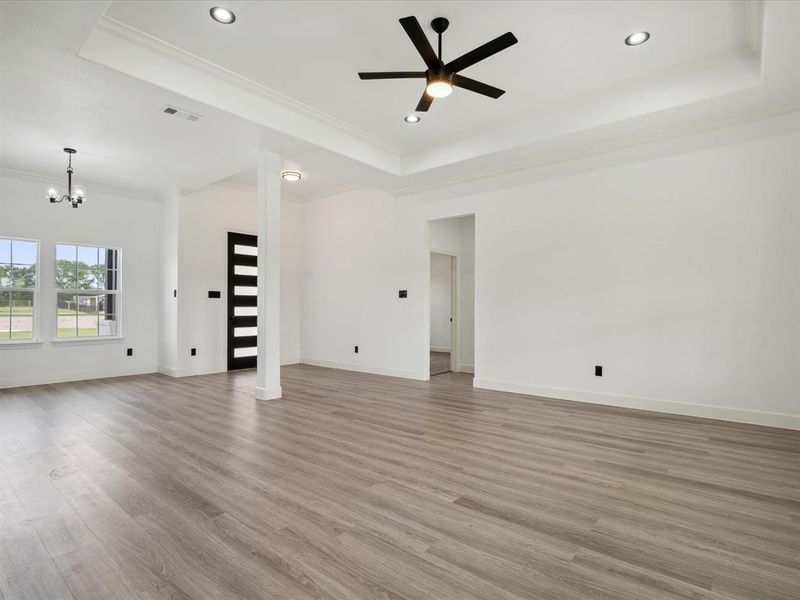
[
  {"left": 430, "top": 351, "right": 451, "bottom": 376},
  {"left": 1, "top": 365, "right": 798, "bottom": 600}
]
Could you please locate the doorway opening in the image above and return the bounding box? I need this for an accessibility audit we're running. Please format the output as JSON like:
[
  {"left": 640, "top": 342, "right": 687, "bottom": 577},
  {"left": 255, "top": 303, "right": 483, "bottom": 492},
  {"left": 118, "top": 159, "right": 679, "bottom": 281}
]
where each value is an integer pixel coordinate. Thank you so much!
[
  {"left": 430, "top": 252, "right": 455, "bottom": 375},
  {"left": 428, "top": 215, "right": 475, "bottom": 378}
]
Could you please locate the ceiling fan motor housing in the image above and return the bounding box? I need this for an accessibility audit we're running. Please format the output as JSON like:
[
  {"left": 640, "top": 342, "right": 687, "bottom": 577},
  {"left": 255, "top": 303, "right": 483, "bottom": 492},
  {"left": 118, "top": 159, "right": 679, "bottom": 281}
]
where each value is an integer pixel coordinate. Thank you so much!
[{"left": 427, "top": 70, "right": 452, "bottom": 84}]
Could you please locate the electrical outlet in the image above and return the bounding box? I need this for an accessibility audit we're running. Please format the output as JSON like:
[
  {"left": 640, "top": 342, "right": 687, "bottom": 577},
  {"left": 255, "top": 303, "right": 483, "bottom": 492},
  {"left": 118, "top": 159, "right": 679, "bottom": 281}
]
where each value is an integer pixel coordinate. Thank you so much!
[
  {"left": 595, "top": 365, "right": 603, "bottom": 377},
  {"left": 354, "top": 345, "right": 359, "bottom": 354},
  {"left": 191, "top": 348, "right": 197, "bottom": 356},
  {"left": 398, "top": 290, "right": 408, "bottom": 298},
  {"left": 126, "top": 348, "right": 133, "bottom": 357}
]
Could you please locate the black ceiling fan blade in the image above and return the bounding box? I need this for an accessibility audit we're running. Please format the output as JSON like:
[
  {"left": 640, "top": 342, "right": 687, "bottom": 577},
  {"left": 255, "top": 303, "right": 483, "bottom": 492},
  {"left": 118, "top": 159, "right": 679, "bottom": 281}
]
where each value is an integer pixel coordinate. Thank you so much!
[
  {"left": 452, "top": 74, "right": 505, "bottom": 99},
  {"left": 399, "top": 16, "right": 441, "bottom": 71},
  {"left": 445, "top": 31, "right": 518, "bottom": 73},
  {"left": 358, "top": 72, "right": 427, "bottom": 80},
  {"left": 416, "top": 91, "right": 434, "bottom": 112}
]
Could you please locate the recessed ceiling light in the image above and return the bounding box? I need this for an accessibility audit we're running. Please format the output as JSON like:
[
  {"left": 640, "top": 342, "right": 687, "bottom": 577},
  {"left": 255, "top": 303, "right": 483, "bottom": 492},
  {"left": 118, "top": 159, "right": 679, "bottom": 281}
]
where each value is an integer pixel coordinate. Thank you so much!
[
  {"left": 625, "top": 31, "right": 650, "bottom": 46},
  {"left": 210, "top": 7, "right": 236, "bottom": 24},
  {"left": 403, "top": 114, "right": 420, "bottom": 124},
  {"left": 281, "top": 170, "right": 302, "bottom": 182}
]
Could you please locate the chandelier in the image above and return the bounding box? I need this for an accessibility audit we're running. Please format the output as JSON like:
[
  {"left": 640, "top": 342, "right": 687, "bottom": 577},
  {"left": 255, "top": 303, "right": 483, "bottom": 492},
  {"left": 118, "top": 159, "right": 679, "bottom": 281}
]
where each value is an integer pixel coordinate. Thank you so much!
[{"left": 48, "top": 148, "right": 85, "bottom": 208}]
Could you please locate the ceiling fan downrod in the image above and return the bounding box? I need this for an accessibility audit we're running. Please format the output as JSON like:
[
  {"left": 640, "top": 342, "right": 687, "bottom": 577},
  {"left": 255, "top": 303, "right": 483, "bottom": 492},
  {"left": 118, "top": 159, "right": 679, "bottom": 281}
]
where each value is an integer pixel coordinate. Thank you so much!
[{"left": 431, "top": 17, "right": 449, "bottom": 62}]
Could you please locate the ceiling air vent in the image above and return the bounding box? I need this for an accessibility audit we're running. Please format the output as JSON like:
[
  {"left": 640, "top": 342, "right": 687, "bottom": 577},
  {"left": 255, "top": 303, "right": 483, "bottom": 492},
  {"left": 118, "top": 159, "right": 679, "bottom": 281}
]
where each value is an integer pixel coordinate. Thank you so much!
[{"left": 161, "top": 105, "right": 202, "bottom": 122}]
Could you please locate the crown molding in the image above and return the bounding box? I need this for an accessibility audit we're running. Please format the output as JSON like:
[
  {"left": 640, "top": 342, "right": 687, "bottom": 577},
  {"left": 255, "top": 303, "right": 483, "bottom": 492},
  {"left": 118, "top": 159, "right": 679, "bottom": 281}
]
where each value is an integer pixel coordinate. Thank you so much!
[
  {"left": 94, "top": 6, "right": 766, "bottom": 169},
  {"left": 390, "top": 98, "right": 800, "bottom": 197},
  {"left": 216, "top": 101, "right": 799, "bottom": 203},
  {"left": 207, "top": 179, "right": 305, "bottom": 203},
  {"left": 210, "top": 179, "right": 256, "bottom": 194},
  {"left": 210, "top": 178, "right": 361, "bottom": 204},
  {"left": 8, "top": 102, "right": 794, "bottom": 207},
  {"left": 402, "top": 45, "right": 760, "bottom": 159},
  {"left": 93, "top": 16, "right": 402, "bottom": 160},
  {"left": 0, "top": 167, "right": 158, "bottom": 202},
  {"left": 303, "top": 184, "right": 364, "bottom": 203}
]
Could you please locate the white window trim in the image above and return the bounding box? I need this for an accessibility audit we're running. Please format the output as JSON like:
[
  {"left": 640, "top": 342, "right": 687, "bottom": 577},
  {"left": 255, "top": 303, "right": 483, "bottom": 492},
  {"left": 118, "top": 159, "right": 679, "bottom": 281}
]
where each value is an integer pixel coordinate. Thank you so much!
[
  {"left": 0, "top": 340, "right": 43, "bottom": 349},
  {"left": 51, "top": 336, "right": 125, "bottom": 346},
  {"left": 0, "top": 236, "right": 40, "bottom": 346},
  {"left": 53, "top": 243, "right": 122, "bottom": 341}
]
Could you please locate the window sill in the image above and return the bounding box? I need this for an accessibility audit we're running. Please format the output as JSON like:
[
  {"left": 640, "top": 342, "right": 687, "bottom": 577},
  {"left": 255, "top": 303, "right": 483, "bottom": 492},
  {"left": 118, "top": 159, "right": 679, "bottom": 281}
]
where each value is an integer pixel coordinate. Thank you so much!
[
  {"left": 0, "top": 340, "right": 44, "bottom": 349},
  {"left": 51, "top": 336, "right": 125, "bottom": 347}
]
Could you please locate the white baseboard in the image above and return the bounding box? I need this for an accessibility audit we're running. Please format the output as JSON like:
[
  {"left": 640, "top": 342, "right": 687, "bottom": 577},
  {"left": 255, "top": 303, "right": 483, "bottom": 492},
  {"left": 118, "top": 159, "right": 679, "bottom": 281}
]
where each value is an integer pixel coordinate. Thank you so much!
[
  {"left": 473, "top": 378, "right": 800, "bottom": 431},
  {"left": 158, "top": 360, "right": 300, "bottom": 378},
  {"left": 0, "top": 365, "right": 157, "bottom": 389},
  {"left": 300, "top": 357, "right": 428, "bottom": 381},
  {"left": 459, "top": 364, "right": 475, "bottom": 374},
  {"left": 157, "top": 364, "right": 224, "bottom": 378},
  {"left": 255, "top": 385, "right": 282, "bottom": 400},
  {"left": 430, "top": 346, "right": 451, "bottom": 353}
]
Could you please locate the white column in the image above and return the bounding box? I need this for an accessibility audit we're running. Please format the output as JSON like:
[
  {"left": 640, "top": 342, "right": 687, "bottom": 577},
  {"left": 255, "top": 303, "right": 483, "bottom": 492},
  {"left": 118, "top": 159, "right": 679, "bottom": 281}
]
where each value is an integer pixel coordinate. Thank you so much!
[
  {"left": 157, "top": 188, "right": 181, "bottom": 376},
  {"left": 255, "top": 151, "right": 282, "bottom": 400}
]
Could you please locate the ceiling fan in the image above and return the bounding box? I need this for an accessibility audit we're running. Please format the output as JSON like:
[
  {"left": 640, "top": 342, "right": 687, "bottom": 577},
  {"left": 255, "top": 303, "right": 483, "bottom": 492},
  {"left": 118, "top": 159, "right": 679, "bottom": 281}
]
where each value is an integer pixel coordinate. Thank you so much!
[{"left": 358, "top": 16, "right": 518, "bottom": 112}]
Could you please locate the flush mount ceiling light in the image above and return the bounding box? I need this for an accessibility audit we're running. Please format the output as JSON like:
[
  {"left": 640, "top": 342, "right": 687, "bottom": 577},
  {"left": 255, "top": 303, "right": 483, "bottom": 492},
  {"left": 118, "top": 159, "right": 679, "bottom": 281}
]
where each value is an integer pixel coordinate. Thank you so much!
[
  {"left": 281, "top": 170, "right": 302, "bottom": 182},
  {"left": 47, "top": 148, "right": 85, "bottom": 208},
  {"left": 625, "top": 31, "right": 650, "bottom": 46},
  {"left": 210, "top": 6, "right": 236, "bottom": 24},
  {"left": 403, "top": 114, "right": 421, "bottom": 123}
]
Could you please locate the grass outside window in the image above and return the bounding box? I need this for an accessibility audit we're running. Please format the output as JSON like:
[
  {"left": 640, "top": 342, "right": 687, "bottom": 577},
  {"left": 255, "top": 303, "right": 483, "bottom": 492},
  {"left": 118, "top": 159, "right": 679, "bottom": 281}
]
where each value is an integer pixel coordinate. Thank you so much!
[
  {"left": 0, "top": 238, "right": 38, "bottom": 342},
  {"left": 55, "top": 244, "right": 120, "bottom": 338}
]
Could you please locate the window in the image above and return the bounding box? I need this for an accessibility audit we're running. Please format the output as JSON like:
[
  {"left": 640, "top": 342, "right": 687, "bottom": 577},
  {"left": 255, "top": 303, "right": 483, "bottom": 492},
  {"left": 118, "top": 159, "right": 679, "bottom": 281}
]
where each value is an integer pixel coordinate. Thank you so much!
[
  {"left": 56, "top": 244, "right": 119, "bottom": 338},
  {"left": 0, "top": 238, "right": 38, "bottom": 341}
]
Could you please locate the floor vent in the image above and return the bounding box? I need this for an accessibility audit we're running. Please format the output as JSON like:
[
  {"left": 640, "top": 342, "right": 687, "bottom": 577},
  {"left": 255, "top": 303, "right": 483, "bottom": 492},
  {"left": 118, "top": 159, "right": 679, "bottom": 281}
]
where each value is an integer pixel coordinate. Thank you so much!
[{"left": 161, "top": 105, "right": 202, "bottom": 122}]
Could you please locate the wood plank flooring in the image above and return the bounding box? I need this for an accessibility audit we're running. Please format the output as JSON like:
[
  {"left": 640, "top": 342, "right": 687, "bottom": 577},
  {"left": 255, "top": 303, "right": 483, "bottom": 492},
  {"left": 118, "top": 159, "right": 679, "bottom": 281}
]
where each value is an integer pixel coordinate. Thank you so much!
[
  {"left": 1, "top": 365, "right": 798, "bottom": 600},
  {"left": 429, "top": 351, "right": 451, "bottom": 376}
]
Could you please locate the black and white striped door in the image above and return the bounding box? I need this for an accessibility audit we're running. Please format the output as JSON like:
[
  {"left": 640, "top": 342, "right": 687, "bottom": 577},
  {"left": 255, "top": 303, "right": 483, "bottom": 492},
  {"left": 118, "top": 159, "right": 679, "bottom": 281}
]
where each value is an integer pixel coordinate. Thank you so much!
[{"left": 227, "top": 232, "right": 258, "bottom": 370}]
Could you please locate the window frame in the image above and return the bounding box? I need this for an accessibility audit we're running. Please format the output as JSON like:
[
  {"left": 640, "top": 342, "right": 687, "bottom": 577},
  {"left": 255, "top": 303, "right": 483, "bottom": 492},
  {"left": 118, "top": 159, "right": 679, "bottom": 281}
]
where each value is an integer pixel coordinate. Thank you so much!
[
  {"left": 0, "top": 236, "right": 40, "bottom": 345},
  {"left": 53, "top": 242, "right": 122, "bottom": 341}
]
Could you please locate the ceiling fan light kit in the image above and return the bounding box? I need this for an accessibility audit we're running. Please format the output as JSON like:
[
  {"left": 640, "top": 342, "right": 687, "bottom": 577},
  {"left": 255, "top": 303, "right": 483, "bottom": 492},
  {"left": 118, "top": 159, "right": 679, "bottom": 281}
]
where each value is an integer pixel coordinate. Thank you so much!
[
  {"left": 358, "top": 16, "right": 517, "bottom": 113},
  {"left": 426, "top": 75, "right": 453, "bottom": 99}
]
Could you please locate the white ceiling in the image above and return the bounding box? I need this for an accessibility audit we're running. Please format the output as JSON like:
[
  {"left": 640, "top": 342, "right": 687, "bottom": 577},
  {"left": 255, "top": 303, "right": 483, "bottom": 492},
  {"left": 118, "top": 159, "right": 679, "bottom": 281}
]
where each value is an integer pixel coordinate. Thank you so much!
[
  {"left": 0, "top": 2, "right": 267, "bottom": 195},
  {"left": 104, "top": 0, "right": 751, "bottom": 151},
  {"left": 1, "top": 1, "right": 798, "bottom": 201}
]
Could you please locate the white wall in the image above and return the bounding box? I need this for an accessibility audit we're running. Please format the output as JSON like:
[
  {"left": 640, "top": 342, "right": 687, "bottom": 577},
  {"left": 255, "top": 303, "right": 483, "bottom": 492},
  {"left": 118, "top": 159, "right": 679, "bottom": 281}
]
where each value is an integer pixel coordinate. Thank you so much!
[
  {"left": 300, "top": 190, "right": 426, "bottom": 379},
  {"left": 299, "top": 130, "right": 800, "bottom": 427},
  {"left": 3, "top": 126, "right": 798, "bottom": 428},
  {"left": 0, "top": 174, "right": 160, "bottom": 387},
  {"left": 429, "top": 252, "right": 452, "bottom": 352},
  {"left": 0, "top": 175, "right": 302, "bottom": 387},
  {"left": 159, "top": 184, "right": 301, "bottom": 376}
]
